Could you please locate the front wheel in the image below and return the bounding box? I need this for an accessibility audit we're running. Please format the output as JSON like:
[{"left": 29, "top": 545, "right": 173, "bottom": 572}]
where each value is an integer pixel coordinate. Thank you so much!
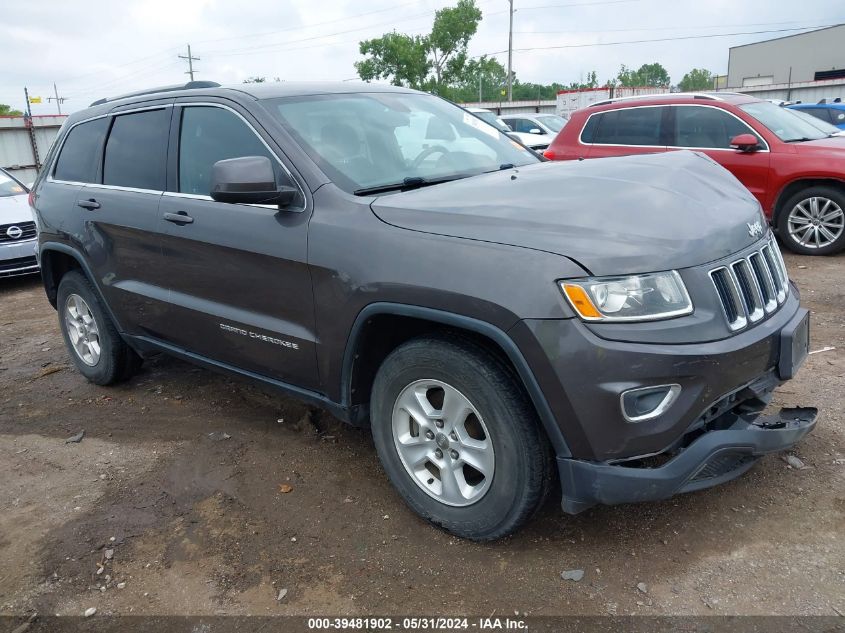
[
  {"left": 777, "top": 186, "right": 845, "bottom": 255},
  {"left": 370, "top": 336, "right": 553, "bottom": 541}
]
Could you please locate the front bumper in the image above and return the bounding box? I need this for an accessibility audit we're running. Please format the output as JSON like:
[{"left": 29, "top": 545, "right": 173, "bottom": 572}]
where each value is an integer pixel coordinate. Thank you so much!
[
  {"left": 558, "top": 406, "right": 817, "bottom": 513},
  {"left": 509, "top": 282, "right": 815, "bottom": 513},
  {"left": 0, "top": 238, "right": 39, "bottom": 277}
]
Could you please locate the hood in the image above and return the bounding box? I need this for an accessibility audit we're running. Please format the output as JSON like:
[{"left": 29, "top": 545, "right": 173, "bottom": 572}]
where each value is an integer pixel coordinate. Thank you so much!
[
  {"left": 0, "top": 194, "right": 34, "bottom": 226},
  {"left": 793, "top": 135, "right": 845, "bottom": 154},
  {"left": 371, "top": 150, "right": 765, "bottom": 276}
]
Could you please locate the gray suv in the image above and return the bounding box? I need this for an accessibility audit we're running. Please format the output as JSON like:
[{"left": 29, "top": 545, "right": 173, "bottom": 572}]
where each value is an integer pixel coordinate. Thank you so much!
[{"left": 30, "top": 81, "right": 816, "bottom": 540}]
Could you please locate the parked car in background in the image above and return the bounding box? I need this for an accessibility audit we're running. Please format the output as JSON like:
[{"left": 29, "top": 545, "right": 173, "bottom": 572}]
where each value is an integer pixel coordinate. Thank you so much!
[
  {"left": 0, "top": 167, "right": 38, "bottom": 277},
  {"left": 501, "top": 113, "right": 567, "bottom": 151},
  {"left": 545, "top": 92, "right": 845, "bottom": 255},
  {"left": 789, "top": 108, "right": 845, "bottom": 137},
  {"left": 465, "top": 107, "right": 548, "bottom": 152},
  {"left": 787, "top": 102, "right": 845, "bottom": 130}
]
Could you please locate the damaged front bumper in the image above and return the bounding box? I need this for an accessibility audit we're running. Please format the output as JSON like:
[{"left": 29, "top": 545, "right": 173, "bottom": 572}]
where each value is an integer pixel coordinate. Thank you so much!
[{"left": 558, "top": 406, "right": 817, "bottom": 514}]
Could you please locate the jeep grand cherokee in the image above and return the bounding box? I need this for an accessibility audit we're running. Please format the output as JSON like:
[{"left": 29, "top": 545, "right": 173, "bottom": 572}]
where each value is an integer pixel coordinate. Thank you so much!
[{"left": 29, "top": 81, "right": 816, "bottom": 540}]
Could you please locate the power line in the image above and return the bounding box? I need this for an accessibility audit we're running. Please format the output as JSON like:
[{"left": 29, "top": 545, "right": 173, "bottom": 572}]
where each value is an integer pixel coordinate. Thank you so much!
[
  {"left": 178, "top": 44, "right": 200, "bottom": 81},
  {"left": 512, "top": 19, "right": 838, "bottom": 34},
  {"left": 482, "top": 24, "right": 840, "bottom": 55}
]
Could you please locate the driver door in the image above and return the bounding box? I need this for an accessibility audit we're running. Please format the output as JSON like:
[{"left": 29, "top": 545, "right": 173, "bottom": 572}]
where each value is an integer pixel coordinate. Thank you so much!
[{"left": 157, "top": 102, "right": 319, "bottom": 389}]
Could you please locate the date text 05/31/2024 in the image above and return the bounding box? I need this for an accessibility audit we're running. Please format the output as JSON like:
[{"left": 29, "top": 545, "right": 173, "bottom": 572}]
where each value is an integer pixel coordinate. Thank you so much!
[{"left": 306, "top": 617, "right": 528, "bottom": 630}]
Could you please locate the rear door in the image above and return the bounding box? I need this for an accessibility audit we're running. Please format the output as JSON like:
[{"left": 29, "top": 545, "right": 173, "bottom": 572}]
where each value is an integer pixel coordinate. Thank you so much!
[
  {"left": 76, "top": 103, "right": 173, "bottom": 337},
  {"left": 156, "top": 102, "right": 318, "bottom": 389},
  {"left": 581, "top": 105, "right": 670, "bottom": 158},
  {"left": 668, "top": 105, "right": 771, "bottom": 207}
]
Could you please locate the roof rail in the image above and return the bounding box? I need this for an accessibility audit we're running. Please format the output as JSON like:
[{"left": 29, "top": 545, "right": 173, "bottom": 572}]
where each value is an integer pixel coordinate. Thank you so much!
[
  {"left": 90, "top": 81, "right": 222, "bottom": 107},
  {"left": 590, "top": 92, "right": 723, "bottom": 107}
]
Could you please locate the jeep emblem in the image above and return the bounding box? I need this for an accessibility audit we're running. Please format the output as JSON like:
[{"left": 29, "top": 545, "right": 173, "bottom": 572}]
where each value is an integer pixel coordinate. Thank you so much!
[{"left": 747, "top": 220, "right": 763, "bottom": 238}]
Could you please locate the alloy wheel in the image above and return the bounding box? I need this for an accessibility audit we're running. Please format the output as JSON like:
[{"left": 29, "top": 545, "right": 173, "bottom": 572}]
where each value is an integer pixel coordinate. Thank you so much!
[
  {"left": 787, "top": 196, "right": 845, "bottom": 249},
  {"left": 391, "top": 379, "right": 495, "bottom": 507},
  {"left": 64, "top": 294, "right": 102, "bottom": 366}
]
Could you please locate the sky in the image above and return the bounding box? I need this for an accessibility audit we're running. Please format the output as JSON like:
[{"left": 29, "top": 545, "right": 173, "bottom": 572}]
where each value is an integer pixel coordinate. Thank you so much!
[{"left": 2, "top": 0, "right": 843, "bottom": 115}]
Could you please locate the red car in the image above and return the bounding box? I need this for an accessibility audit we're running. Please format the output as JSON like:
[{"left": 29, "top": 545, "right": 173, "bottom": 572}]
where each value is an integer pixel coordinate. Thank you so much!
[{"left": 544, "top": 92, "right": 845, "bottom": 255}]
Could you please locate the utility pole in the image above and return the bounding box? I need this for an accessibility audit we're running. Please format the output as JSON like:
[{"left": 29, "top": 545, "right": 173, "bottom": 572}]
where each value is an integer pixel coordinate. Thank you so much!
[
  {"left": 478, "top": 69, "right": 483, "bottom": 102},
  {"left": 47, "top": 83, "right": 66, "bottom": 115},
  {"left": 179, "top": 44, "right": 200, "bottom": 81},
  {"left": 506, "top": 0, "right": 514, "bottom": 102}
]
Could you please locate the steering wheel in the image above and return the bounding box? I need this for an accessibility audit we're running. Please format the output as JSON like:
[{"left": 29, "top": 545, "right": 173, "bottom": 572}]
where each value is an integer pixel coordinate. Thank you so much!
[{"left": 412, "top": 145, "right": 449, "bottom": 169}]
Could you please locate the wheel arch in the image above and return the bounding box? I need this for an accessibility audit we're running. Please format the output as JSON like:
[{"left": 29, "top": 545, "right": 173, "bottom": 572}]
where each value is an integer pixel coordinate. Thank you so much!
[
  {"left": 39, "top": 243, "right": 86, "bottom": 309},
  {"left": 772, "top": 177, "right": 845, "bottom": 225},
  {"left": 341, "top": 303, "right": 571, "bottom": 458},
  {"left": 39, "top": 242, "right": 128, "bottom": 334}
]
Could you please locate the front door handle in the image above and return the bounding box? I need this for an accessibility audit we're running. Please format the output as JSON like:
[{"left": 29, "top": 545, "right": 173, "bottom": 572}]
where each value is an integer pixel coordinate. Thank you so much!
[
  {"left": 77, "top": 198, "right": 100, "bottom": 210},
  {"left": 163, "top": 211, "right": 194, "bottom": 225}
]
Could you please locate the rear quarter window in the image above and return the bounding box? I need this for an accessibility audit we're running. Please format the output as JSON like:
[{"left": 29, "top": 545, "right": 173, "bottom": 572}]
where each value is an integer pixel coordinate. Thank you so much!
[
  {"left": 585, "top": 107, "right": 664, "bottom": 146},
  {"left": 53, "top": 117, "right": 110, "bottom": 183}
]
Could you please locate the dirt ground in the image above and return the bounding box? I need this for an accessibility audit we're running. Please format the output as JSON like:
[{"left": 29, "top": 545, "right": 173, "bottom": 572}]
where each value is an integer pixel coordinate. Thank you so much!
[{"left": 1, "top": 250, "right": 843, "bottom": 621}]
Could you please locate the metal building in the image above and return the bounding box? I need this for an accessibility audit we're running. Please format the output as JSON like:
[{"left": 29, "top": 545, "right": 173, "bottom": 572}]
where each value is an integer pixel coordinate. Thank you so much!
[
  {"left": 0, "top": 115, "right": 66, "bottom": 185},
  {"left": 723, "top": 24, "right": 845, "bottom": 103}
]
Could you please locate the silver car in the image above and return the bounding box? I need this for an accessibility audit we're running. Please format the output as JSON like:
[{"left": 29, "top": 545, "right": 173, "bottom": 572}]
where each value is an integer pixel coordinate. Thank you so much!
[{"left": 0, "top": 168, "right": 39, "bottom": 277}]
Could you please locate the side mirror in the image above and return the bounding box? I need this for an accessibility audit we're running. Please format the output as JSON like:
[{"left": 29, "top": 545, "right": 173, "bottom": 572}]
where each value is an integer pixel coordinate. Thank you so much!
[
  {"left": 210, "top": 156, "right": 298, "bottom": 207},
  {"left": 505, "top": 132, "right": 523, "bottom": 144},
  {"left": 730, "top": 133, "right": 760, "bottom": 153},
  {"left": 529, "top": 128, "right": 544, "bottom": 135}
]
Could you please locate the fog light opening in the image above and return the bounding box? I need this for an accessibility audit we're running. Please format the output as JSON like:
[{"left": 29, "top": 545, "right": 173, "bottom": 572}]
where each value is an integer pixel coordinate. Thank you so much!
[{"left": 621, "top": 384, "right": 681, "bottom": 423}]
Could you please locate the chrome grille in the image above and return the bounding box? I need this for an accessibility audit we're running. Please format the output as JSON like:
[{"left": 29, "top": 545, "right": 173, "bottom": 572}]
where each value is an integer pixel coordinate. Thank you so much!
[
  {"left": 0, "top": 221, "right": 37, "bottom": 243},
  {"left": 710, "top": 237, "right": 789, "bottom": 331}
]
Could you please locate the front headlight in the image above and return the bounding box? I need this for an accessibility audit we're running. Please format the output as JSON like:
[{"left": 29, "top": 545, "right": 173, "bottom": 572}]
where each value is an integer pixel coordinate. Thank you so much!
[{"left": 559, "top": 270, "right": 693, "bottom": 322}]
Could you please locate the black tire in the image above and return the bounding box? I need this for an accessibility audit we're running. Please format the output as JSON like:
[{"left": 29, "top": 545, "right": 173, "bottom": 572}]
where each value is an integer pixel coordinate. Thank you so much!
[
  {"left": 57, "top": 270, "right": 142, "bottom": 385},
  {"left": 370, "top": 335, "right": 554, "bottom": 541},
  {"left": 776, "top": 186, "right": 845, "bottom": 256}
]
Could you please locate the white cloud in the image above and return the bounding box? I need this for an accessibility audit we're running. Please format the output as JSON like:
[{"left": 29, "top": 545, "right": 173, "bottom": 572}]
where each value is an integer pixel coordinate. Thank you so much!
[{"left": 0, "top": 0, "right": 842, "bottom": 114}]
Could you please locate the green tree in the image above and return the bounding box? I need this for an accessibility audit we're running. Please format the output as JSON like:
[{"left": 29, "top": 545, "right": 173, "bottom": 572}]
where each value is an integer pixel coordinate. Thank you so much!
[
  {"left": 452, "top": 55, "right": 507, "bottom": 101},
  {"left": 427, "top": 0, "right": 482, "bottom": 88},
  {"left": 616, "top": 63, "right": 670, "bottom": 87},
  {"left": 0, "top": 104, "right": 23, "bottom": 116},
  {"left": 355, "top": 0, "right": 482, "bottom": 94},
  {"left": 355, "top": 32, "right": 430, "bottom": 89},
  {"left": 678, "top": 68, "right": 714, "bottom": 92}
]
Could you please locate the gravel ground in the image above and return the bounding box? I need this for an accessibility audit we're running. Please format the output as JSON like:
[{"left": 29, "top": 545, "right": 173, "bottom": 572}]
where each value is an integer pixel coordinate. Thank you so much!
[{"left": 0, "top": 250, "right": 843, "bottom": 619}]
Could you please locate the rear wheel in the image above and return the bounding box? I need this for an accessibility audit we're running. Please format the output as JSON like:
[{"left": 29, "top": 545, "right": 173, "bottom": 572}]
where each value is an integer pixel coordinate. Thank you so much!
[
  {"left": 57, "top": 270, "right": 141, "bottom": 385},
  {"left": 777, "top": 186, "right": 845, "bottom": 255},
  {"left": 370, "top": 335, "right": 553, "bottom": 541}
]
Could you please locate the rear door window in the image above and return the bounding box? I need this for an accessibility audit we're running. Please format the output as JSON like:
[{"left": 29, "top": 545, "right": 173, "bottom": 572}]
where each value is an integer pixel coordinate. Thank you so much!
[
  {"left": 103, "top": 109, "right": 170, "bottom": 190},
  {"left": 53, "top": 117, "right": 110, "bottom": 183},
  {"left": 672, "top": 106, "right": 762, "bottom": 149},
  {"left": 832, "top": 109, "right": 845, "bottom": 124},
  {"left": 586, "top": 107, "right": 664, "bottom": 146}
]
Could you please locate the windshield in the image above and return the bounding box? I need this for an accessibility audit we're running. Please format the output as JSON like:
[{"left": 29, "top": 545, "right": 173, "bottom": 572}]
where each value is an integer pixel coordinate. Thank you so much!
[
  {"left": 0, "top": 170, "right": 26, "bottom": 198},
  {"left": 471, "top": 110, "right": 510, "bottom": 132},
  {"left": 266, "top": 93, "right": 538, "bottom": 194},
  {"left": 537, "top": 115, "right": 565, "bottom": 132},
  {"left": 789, "top": 108, "right": 843, "bottom": 136},
  {"left": 740, "top": 101, "right": 828, "bottom": 142}
]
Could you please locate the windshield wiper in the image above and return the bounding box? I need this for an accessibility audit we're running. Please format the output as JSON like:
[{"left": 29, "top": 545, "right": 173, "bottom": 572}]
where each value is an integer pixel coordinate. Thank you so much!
[
  {"left": 353, "top": 174, "right": 470, "bottom": 196},
  {"left": 783, "top": 137, "right": 813, "bottom": 143}
]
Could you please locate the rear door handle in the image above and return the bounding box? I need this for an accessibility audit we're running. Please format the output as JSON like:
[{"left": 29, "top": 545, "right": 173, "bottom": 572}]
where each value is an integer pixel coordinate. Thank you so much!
[
  {"left": 77, "top": 198, "right": 100, "bottom": 210},
  {"left": 163, "top": 211, "right": 194, "bottom": 225}
]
